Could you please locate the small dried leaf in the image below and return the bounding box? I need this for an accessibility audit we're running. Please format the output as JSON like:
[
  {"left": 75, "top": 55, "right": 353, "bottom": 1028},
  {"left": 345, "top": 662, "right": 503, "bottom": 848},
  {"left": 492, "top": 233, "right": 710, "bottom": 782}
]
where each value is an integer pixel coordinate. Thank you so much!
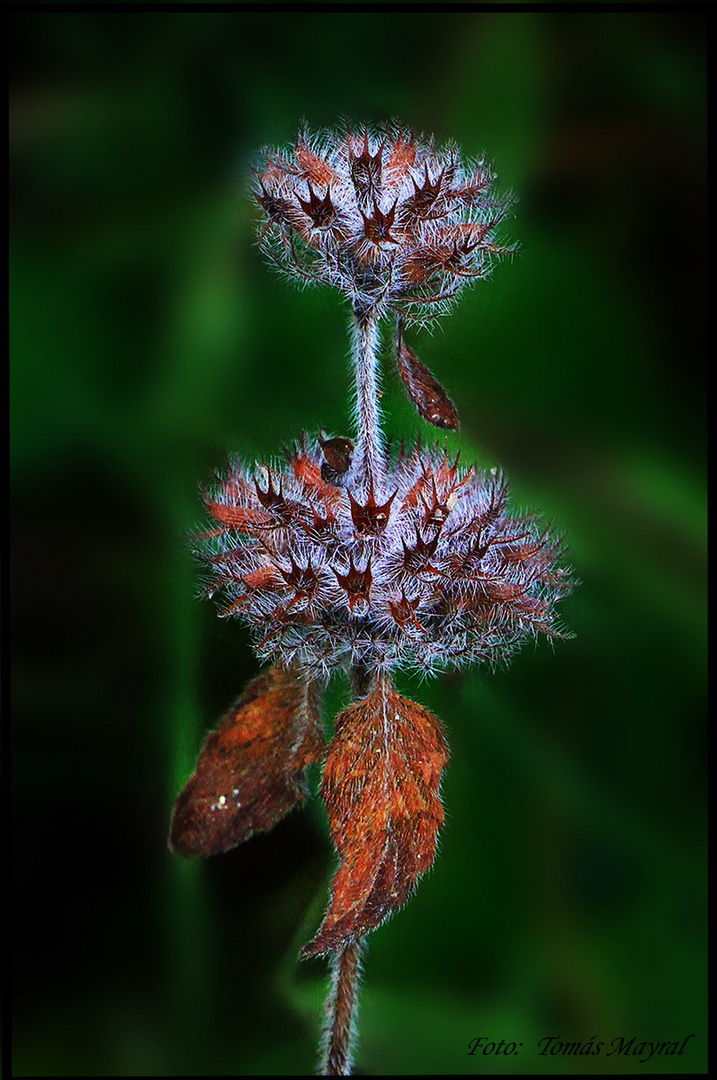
[
  {"left": 396, "top": 330, "right": 460, "bottom": 431},
  {"left": 301, "top": 678, "right": 449, "bottom": 958},
  {"left": 204, "top": 499, "right": 273, "bottom": 530},
  {"left": 318, "top": 434, "right": 354, "bottom": 485},
  {"left": 169, "top": 667, "right": 324, "bottom": 858},
  {"left": 384, "top": 131, "right": 417, "bottom": 179},
  {"left": 290, "top": 446, "right": 343, "bottom": 507},
  {"left": 295, "top": 138, "right": 338, "bottom": 188}
]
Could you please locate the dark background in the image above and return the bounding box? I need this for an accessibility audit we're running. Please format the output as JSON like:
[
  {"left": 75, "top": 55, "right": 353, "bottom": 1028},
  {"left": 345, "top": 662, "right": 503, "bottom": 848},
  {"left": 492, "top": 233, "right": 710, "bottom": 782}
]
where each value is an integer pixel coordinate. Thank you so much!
[{"left": 11, "top": 9, "right": 707, "bottom": 1076}]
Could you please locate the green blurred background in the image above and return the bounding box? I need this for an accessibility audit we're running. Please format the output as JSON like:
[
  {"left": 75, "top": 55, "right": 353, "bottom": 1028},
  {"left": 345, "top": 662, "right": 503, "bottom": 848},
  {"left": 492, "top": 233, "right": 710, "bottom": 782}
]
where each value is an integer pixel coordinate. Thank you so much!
[{"left": 10, "top": 10, "right": 707, "bottom": 1076}]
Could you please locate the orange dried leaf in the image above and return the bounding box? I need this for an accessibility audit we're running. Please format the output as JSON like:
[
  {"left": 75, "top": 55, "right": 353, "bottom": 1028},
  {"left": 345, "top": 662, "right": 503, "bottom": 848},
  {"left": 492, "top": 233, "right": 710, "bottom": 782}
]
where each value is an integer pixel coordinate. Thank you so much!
[
  {"left": 397, "top": 335, "right": 460, "bottom": 432},
  {"left": 294, "top": 140, "right": 338, "bottom": 187},
  {"left": 169, "top": 667, "right": 324, "bottom": 858},
  {"left": 301, "top": 678, "right": 449, "bottom": 957},
  {"left": 204, "top": 499, "right": 273, "bottom": 530},
  {"left": 384, "top": 131, "right": 417, "bottom": 179},
  {"left": 242, "top": 564, "right": 286, "bottom": 591},
  {"left": 291, "top": 449, "right": 343, "bottom": 508}
]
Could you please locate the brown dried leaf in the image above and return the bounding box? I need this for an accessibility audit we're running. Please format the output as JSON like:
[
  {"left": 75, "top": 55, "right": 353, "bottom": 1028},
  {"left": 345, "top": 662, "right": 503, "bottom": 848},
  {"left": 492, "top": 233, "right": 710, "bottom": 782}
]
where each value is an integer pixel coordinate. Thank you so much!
[
  {"left": 301, "top": 678, "right": 449, "bottom": 957},
  {"left": 290, "top": 446, "right": 343, "bottom": 508},
  {"left": 294, "top": 138, "right": 338, "bottom": 188},
  {"left": 169, "top": 667, "right": 324, "bottom": 858},
  {"left": 318, "top": 434, "right": 354, "bottom": 486},
  {"left": 396, "top": 331, "right": 460, "bottom": 431}
]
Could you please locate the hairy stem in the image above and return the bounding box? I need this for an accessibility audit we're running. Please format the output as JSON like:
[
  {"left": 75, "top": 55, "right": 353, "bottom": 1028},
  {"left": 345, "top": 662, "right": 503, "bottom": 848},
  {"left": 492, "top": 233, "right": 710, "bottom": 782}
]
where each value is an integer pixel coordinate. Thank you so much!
[
  {"left": 321, "top": 939, "right": 365, "bottom": 1076},
  {"left": 350, "top": 313, "right": 384, "bottom": 494}
]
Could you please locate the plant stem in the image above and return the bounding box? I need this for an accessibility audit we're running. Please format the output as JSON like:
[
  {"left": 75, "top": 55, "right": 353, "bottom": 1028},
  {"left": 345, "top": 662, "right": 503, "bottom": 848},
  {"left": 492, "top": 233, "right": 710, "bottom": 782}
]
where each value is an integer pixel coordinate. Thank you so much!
[
  {"left": 321, "top": 939, "right": 365, "bottom": 1076},
  {"left": 350, "top": 313, "right": 384, "bottom": 494}
]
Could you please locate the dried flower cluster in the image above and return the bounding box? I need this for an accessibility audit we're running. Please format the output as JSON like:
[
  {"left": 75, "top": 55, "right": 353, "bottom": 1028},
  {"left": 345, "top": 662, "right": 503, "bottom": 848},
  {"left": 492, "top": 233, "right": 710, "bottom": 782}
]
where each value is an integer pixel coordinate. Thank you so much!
[
  {"left": 169, "top": 121, "right": 574, "bottom": 1077},
  {"left": 254, "top": 121, "right": 515, "bottom": 325},
  {"left": 195, "top": 436, "right": 571, "bottom": 681}
]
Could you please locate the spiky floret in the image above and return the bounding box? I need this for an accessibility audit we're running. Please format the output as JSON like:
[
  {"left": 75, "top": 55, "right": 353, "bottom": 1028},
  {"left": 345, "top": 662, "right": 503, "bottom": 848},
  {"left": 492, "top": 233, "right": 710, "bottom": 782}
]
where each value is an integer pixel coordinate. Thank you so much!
[
  {"left": 194, "top": 435, "right": 572, "bottom": 681},
  {"left": 251, "top": 121, "right": 516, "bottom": 327}
]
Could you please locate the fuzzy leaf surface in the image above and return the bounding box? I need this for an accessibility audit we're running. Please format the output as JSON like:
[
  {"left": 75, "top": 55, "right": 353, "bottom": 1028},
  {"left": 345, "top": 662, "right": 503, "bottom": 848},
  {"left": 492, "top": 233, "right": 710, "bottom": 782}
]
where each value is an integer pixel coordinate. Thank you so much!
[
  {"left": 302, "top": 679, "right": 449, "bottom": 957},
  {"left": 169, "top": 667, "right": 324, "bottom": 857}
]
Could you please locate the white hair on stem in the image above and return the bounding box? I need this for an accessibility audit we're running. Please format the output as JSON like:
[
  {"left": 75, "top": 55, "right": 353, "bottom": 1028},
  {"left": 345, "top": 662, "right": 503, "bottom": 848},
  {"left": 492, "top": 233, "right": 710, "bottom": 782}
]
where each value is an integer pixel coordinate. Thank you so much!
[{"left": 349, "top": 312, "right": 385, "bottom": 497}]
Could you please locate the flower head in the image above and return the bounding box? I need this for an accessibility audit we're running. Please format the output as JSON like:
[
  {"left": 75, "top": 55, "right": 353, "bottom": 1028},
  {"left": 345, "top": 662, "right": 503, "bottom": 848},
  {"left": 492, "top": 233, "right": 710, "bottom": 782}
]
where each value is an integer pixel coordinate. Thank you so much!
[
  {"left": 195, "top": 435, "right": 572, "bottom": 681},
  {"left": 252, "top": 121, "right": 515, "bottom": 326}
]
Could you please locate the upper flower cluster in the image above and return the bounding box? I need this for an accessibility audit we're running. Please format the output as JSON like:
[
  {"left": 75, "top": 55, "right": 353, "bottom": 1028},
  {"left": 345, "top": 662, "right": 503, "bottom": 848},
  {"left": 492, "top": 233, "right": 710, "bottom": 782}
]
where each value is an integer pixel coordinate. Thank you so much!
[{"left": 252, "top": 122, "right": 515, "bottom": 325}]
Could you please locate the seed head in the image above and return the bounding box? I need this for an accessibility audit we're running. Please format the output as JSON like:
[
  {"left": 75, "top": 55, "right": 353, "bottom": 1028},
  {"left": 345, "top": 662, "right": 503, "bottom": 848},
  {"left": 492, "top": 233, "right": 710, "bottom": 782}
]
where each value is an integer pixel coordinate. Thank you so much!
[{"left": 251, "top": 121, "right": 516, "bottom": 326}]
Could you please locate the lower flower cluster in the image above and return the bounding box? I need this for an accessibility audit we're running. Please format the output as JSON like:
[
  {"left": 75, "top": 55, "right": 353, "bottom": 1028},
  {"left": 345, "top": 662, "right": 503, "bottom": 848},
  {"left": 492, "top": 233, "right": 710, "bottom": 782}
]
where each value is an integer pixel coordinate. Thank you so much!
[{"left": 195, "top": 434, "right": 572, "bottom": 680}]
